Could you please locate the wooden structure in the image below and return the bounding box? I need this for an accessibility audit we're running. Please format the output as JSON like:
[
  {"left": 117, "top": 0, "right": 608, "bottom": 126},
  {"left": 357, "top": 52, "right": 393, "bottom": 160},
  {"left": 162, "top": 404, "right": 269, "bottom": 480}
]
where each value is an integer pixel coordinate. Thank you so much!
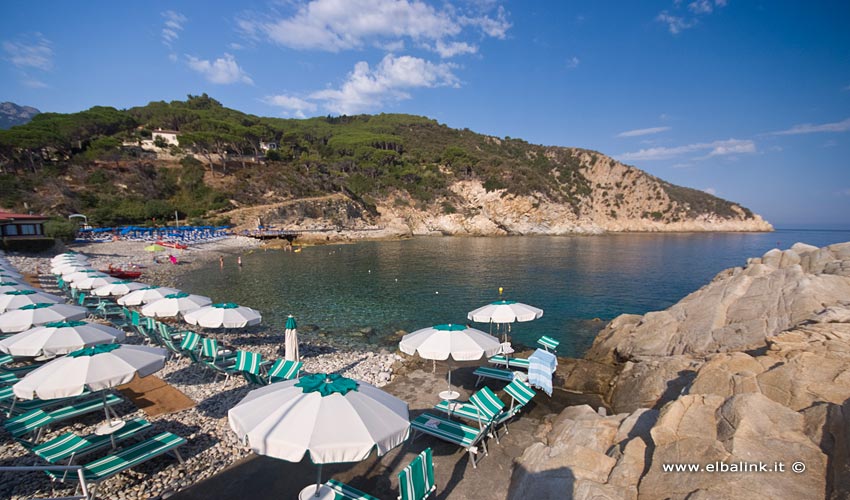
[{"left": 0, "top": 211, "right": 50, "bottom": 243}]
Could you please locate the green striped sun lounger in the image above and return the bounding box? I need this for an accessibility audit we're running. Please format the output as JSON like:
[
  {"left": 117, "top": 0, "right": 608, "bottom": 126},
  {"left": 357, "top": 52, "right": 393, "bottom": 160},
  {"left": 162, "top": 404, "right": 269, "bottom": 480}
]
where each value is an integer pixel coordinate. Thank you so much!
[
  {"left": 179, "top": 331, "right": 201, "bottom": 353},
  {"left": 398, "top": 448, "right": 436, "bottom": 500},
  {"left": 1, "top": 386, "right": 94, "bottom": 416},
  {"left": 45, "top": 431, "right": 186, "bottom": 500},
  {"left": 433, "top": 387, "right": 506, "bottom": 442},
  {"left": 473, "top": 366, "right": 515, "bottom": 386},
  {"left": 0, "top": 353, "right": 12, "bottom": 366},
  {"left": 487, "top": 355, "right": 531, "bottom": 370},
  {"left": 323, "top": 478, "right": 380, "bottom": 500},
  {"left": 6, "top": 394, "right": 123, "bottom": 442},
  {"left": 492, "top": 379, "right": 537, "bottom": 438},
  {"left": 537, "top": 336, "right": 560, "bottom": 352},
  {"left": 410, "top": 412, "right": 489, "bottom": 469},
  {"left": 31, "top": 418, "right": 152, "bottom": 464},
  {"left": 267, "top": 359, "right": 302, "bottom": 383}
]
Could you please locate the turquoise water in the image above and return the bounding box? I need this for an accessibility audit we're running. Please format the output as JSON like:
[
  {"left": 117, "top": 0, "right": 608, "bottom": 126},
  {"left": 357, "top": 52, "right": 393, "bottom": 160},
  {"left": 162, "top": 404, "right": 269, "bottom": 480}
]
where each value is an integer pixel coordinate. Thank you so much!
[{"left": 176, "top": 229, "right": 850, "bottom": 357}]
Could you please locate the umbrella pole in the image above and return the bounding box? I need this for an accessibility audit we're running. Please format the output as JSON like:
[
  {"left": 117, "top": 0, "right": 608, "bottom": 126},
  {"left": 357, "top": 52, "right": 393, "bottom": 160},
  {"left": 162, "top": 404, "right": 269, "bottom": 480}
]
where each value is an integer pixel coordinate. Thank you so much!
[{"left": 315, "top": 463, "right": 323, "bottom": 497}]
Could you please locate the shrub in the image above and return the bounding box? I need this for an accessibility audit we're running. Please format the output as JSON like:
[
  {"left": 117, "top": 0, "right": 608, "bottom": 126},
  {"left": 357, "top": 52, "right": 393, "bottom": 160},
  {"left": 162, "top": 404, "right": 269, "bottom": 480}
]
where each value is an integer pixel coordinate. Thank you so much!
[{"left": 44, "top": 218, "right": 77, "bottom": 242}]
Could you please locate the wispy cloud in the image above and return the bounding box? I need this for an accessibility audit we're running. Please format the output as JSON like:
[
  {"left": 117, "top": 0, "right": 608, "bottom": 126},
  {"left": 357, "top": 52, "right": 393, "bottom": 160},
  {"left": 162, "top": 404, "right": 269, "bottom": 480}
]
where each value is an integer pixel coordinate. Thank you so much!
[
  {"left": 767, "top": 117, "right": 850, "bottom": 136},
  {"left": 2, "top": 33, "right": 53, "bottom": 70},
  {"left": 21, "top": 77, "right": 48, "bottom": 88},
  {"left": 161, "top": 11, "right": 187, "bottom": 47},
  {"left": 657, "top": 0, "right": 726, "bottom": 34},
  {"left": 566, "top": 56, "right": 580, "bottom": 69},
  {"left": 619, "top": 138, "right": 756, "bottom": 161},
  {"left": 263, "top": 95, "right": 317, "bottom": 118},
  {"left": 617, "top": 126, "right": 671, "bottom": 138},
  {"left": 704, "top": 187, "right": 717, "bottom": 195},
  {"left": 237, "top": 0, "right": 509, "bottom": 58},
  {"left": 186, "top": 53, "right": 253, "bottom": 85},
  {"left": 265, "top": 54, "right": 459, "bottom": 116}
]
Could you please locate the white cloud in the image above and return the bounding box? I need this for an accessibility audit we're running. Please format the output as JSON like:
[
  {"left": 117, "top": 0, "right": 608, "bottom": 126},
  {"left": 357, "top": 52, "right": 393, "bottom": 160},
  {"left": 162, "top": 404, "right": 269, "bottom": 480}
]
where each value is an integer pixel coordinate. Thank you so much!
[
  {"left": 566, "top": 56, "right": 580, "bottom": 69},
  {"left": 656, "top": 12, "right": 693, "bottom": 34},
  {"left": 239, "top": 0, "right": 507, "bottom": 58},
  {"left": 263, "top": 95, "right": 318, "bottom": 118},
  {"left": 265, "top": 54, "right": 458, "bottom": 116},
  {"left": 704, "top": 187, "right": 717, "bottom": 195},
  {"left": 768, "top": 117, "right": 850, "bottom": 136},
  {"left": 21, "top": 77, "right": 48, "bottom": 88},
  {"left": 434, "top": 40, "right": 477, "bottom": 58},
  {"left": 688, "top": 0, "right": 714, "bottom": 14},
  {"left": 2, "top": 33, "right": 53, "bottom": 70},
  {"left": 619, "top": 138, "right": 757, "bottom": 161},
  {"left": 161, "top": 11, "right": 187, "bottom": 46},
  {"left": 186, "top": 53, "right": 253, "bottom": 85},
  {"left": 617, "top": 126, "right": 671, "bottom": 138}
]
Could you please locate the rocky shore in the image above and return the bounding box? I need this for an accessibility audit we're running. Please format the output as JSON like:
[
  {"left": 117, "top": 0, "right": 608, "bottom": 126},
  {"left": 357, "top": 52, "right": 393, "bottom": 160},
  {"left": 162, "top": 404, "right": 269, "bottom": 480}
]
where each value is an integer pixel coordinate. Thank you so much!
[
  {"left": 511, "top": 241, "right": 850, "bottom": 499},
  {"left": 0, "top": 238, "right": 401, "bottom": 500}
]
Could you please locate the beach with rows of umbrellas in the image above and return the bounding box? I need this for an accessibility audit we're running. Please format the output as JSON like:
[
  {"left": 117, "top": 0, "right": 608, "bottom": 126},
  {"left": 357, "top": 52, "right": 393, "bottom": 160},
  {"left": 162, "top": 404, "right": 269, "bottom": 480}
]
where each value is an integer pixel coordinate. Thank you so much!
[{"left": 0, "top": 239, "right": 570, "bottom": 500}]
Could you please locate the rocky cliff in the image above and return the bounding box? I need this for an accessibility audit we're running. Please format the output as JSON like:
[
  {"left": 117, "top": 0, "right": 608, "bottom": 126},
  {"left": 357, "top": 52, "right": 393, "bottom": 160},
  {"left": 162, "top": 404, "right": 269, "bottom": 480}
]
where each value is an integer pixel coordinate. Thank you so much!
[
  {"left": 227, "top": 149, "right": 772, "bottom": 239},
  {"left": 0, "top": 102, "right": 39, "bottom": 129},
  {"left": 510, "top": 242, "right": 850, "bottom": 499}
]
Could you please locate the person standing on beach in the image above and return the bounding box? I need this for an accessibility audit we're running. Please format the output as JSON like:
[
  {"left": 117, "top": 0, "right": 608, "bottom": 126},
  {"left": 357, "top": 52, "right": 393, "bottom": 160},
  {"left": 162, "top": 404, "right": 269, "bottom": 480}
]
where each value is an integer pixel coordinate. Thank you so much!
[
  {"left": 238, "top": 256, "right": 243, "bottom": 267},
  {"left": 219, "top": 256, "right": 224, "bottom": 269}
]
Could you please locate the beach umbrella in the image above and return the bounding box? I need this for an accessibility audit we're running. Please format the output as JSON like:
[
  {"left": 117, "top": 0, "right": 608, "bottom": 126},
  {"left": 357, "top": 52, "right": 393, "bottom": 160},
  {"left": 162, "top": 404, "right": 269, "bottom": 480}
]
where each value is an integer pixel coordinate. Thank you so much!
[
  {"left": 141, "top": 292, "right": 211, "bottom": 318},
  {"left": 70, "top": 275, "right": 120, "bottom": 291},
  {"left": 116, "top": 286, "right": 181, "bottom": 306},
  {"left": 51, "top": 262, "right": 90, "bottom": 275},
  {"left": 0, "top": 303, "right": 88, "bottom": 333},
  {"left": 183, "top": 303, "right": 262, "bottom": 328},
  {"left": 467, "top": 299, "right": 544, "bottom": 342},
  {"left": 0, "top": 290, "right": 63, "bottom": 313},
  {"left": 228, "top": 373, "right": 410, "bottom": 498},
  {"left": 144, "top": 244, "right": 166, "bottom": 252},
  {"left": 0, "top": 320, "right": 125, "bottom": 357},
  {"left": 0, "top": 270, "right": 24, "bottom": 280},
  {"left": 13, "top": 344, "right": 166, "bottom": 437},
  {"left": 400, "top": 323, "right": 501, "bottom": 390},
  {"left": 51, "top": 253, "right": 88, "bottom": 265},
  {"left": 0, "top": 281, "right": 35, "bottom": 294},
  {"left": 91, "top": 280, "right": 149, "bottom": 298},
  {"left": 63, "top": 269, "right": 103, "bottom": 282},
  {"left": 284, "top": 314, "right": 299, "bottom": 362}
]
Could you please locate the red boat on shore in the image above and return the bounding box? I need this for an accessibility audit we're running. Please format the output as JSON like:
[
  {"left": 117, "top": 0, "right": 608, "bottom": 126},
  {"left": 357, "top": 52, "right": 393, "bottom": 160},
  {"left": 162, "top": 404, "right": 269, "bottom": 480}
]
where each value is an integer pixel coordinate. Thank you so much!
[
  {"left": 155, "top": 240, "right": 188, "bottom": 250},
  {"left": 101, "top": 265, "right": 143, "bottom": 279}
]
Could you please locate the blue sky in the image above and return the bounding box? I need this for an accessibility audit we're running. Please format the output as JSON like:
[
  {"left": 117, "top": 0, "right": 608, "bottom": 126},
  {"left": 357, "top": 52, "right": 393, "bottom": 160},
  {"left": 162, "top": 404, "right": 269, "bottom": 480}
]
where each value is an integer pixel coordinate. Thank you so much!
[{"left": 2, "top": 1, "right": 849, "bottom": 228}]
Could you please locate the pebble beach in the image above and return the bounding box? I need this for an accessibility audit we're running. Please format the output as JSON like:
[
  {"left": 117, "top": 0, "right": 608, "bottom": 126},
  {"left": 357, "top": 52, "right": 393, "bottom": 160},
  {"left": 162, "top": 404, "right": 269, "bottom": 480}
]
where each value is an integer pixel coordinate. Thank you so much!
[{"left": 0, "top": 237, "right": 402, "bottom": 500}]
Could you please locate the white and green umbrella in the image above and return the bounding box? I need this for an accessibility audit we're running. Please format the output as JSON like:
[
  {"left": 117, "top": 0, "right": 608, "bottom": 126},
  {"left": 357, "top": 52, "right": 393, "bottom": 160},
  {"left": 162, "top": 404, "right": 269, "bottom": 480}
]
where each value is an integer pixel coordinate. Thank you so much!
[
  {"left": 13, "top": 344, "right": 166, "bottom": 436},
  {"left": 0, "top": 270, "right": 24, "bottom": 280},
  {"left": 116, "top": 286, "right": 181, "bottom": 306},
  {"left": 63, "top": 269, "right": 103, "bottom": 282},
  {"left": 51, "top": 262, "right": 90, "bottom": 275},
  {"left": 51, "top": 253, "right": 88, "bottom": 265},
  {"left": 284, "top": 314, "right": 299, "bottom": 362},
  {"left": 70, "top": 275, "right": 120, "bottom": 291},
  {"left": 0, "top": 290, "right": 63, "bottom": 313},
  {"left": 183, "top": 303, "right": 262, "bottom": 329},
  {"left": 0, "top": 320, "right": 125, "bottom": 357},
  {"left": 0, "top": 280, "right": 35, "bottom": 295},
  {"left": 467, "top": 300, "right": 544, "bottom": 323},
  {"left": 91, "top": 280, "right": 149, "bottom": 297},
  {"left": 400, "top": 323, "right": 501, "bottom": 390},
  {"left": 0, "top": 303, "right": 88, "bottom": 333},
  {"left": 141, "top": 292, "right": 211, "bottom": 318},
  {"left": 228, "top": 373, "right": 410, "bottom": 498}
]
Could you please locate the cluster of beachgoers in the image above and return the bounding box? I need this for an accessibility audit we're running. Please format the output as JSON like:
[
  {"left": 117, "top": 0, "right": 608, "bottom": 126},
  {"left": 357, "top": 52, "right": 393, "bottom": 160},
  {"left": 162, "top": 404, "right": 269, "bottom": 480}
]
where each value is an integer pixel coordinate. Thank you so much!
[{"left": 0, "top": 239, "right": 408, "bottom": 500}]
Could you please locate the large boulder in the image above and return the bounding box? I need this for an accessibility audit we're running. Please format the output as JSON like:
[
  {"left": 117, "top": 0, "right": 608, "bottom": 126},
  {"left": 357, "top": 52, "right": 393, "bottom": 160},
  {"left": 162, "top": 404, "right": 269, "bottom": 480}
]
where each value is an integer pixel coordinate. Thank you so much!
[
  {"left": 586, "top": 243, "right": 850, "bottom": 362},
  {"left": 609, "top": 356, "right": 703, "bottom": 413}
]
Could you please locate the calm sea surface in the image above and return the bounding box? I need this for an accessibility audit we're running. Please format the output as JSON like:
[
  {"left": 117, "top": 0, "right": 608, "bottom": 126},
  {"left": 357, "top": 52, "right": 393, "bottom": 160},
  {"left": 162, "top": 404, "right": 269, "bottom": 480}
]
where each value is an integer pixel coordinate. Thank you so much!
[{"left": 176, "top": 229, "right": 850, "bottom": 358}]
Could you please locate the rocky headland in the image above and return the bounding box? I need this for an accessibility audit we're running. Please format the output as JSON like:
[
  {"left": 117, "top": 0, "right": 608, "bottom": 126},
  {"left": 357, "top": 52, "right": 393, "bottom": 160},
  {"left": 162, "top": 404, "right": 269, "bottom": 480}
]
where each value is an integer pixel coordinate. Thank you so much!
[{"left": 510, "top": 241, "right": 850, "bottom": 499}]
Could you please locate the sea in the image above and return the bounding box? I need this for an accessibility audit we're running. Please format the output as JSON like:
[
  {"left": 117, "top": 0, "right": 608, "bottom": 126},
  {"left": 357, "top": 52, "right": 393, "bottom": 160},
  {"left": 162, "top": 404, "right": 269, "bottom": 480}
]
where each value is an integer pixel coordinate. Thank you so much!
[{"left": 176, "top": 229, "right": 850, "bottom": 358}]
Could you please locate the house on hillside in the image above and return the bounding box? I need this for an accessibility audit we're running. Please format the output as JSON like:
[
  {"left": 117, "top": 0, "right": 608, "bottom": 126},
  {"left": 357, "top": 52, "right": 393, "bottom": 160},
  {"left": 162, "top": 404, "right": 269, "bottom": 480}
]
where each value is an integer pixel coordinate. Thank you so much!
[
  {"left": 152, "top": 129, "right": 180, "bottom": 146},
  {"left": 260, "top": 141, "right": 277, "bottom": 151},
  {"left": 0, "top": 211, "right": 49, "bottom": 243}
]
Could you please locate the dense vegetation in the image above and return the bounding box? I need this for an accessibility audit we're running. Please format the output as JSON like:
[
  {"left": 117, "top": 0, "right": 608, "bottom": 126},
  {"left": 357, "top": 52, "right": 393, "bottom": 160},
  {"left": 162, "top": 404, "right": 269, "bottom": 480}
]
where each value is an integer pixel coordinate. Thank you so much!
[{"left": 0, "top": 95, "right": 750, "bottom": 226}]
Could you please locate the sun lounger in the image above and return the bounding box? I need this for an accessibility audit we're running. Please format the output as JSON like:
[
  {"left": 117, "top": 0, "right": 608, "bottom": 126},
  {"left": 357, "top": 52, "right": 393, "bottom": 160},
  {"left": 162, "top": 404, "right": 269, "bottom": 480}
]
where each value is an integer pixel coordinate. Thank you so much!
[
  {"left": 433, "top": 387, "right": 505, "bottom": 442},
  {"left": 199, "top": 338, "right": 237, "bottom": 380},
  {"left": 398, "top": 447, "right": 436, "bottom": 500},
  {"left": 323, "top": 448, "right": 435, "bottom": 500},
  {"left": 6, "top": 393, "right": 123, "bottom": 442},
  {"left": 31, "top": 418, "right": 151, "bottom": 464},
  {"left": 44, "top": 431, "right": 186, "bottom": 500},
  {"left": 267, "top": 359, "right": 302, "bottom": 383},
  {"left": 536, "top": 336, "right": 559, "bottom": 353},
  {"left": 1, "top": 386, "right": 94, "bottom": 416},
  {"left": 472, "top": 366, "right": 515, "bottom": 386},
  {"left": 411, "top": 412, "right": 489, "bottom": 469},
  {"left": 491, "top": 379, "right": 536, "bottom": 438},
  {"left": 0, "top": 353, "right": 12, "bottom": 365},
  {"left": 487, "top": 355, "right": 530, "bottom": 370}
]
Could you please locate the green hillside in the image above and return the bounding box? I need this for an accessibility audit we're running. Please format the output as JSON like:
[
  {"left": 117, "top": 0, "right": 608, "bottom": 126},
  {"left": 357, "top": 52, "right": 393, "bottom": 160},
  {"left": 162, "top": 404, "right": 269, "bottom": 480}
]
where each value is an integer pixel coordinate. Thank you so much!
[{"left": 0, "top": 94, "right": 751, "bottom": 227}]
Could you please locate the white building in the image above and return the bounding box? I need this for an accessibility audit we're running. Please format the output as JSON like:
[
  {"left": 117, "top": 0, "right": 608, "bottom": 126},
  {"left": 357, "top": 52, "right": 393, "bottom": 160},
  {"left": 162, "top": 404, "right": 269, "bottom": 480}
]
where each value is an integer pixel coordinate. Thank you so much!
[
  {"left": 260, "top": 141, "right": 277, "bottom": 151},
  {"left": 152, "top": 129, "right": 180, "bottom": 146}
]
